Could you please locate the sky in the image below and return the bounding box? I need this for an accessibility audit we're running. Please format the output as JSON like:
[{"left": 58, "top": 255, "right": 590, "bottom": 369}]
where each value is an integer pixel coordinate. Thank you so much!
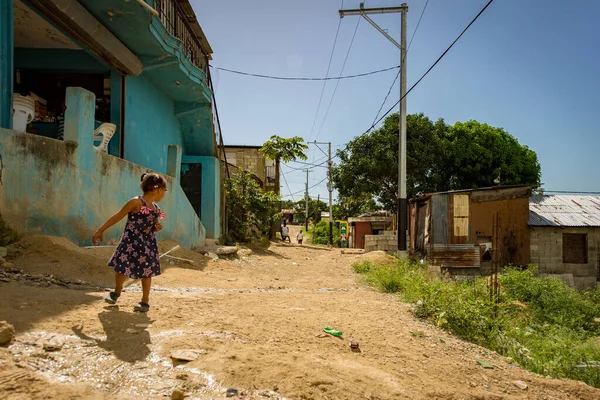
[{"left": 193, "top": 0, "right": 600, "bottom": 202}]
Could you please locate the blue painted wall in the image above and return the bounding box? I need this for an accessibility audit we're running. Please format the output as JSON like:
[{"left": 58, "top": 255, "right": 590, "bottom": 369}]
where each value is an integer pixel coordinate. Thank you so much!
[
  {"left": 0, "top": 87, "right": 205, "bottom": 249},
  {"left": 182, "top": 155, "right": 221, "bottom": 239},
  {"left": 124, "top": 74, "right": 184, "bottom": 173},
  {"left": 0, "top": 0, "right": 14, "bottom": 130}
]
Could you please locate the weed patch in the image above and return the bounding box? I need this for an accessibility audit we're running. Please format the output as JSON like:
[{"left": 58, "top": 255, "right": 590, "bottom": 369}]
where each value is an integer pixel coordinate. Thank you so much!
[{"left": 352, "top": 259, "right": 600, "bottom": 387}]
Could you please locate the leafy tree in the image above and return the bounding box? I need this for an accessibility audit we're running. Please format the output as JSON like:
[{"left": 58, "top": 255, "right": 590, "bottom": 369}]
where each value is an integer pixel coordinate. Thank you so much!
[
  {"left": 332, "top": 113, "right": 541, "bottom": 211},
  {"left": 291, "top": 198, "right": 329, "bottom": 225},
  {"left": 334, "top": 195, "right": 379, "bottom": 220},
  {"left": 260, "top": 135, "right": 309, "bottom": 194},
  {"left": 225, "top": 170, "right": 280, "bottom": 243}
]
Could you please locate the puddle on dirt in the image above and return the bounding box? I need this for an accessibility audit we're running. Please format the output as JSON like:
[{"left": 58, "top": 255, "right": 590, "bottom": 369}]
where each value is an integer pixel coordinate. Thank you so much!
[{"left": 8, "top": 330, "right": 283, "bottom": 399}]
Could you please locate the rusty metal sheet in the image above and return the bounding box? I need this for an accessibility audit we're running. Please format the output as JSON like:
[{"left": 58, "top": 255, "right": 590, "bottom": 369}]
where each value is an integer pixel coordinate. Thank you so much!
[
  {"left": 432, "top": 194, "right": 449, "bottom": 244},
  {"left": 429, "top": 244, "right": 481, "bottom": 268}
]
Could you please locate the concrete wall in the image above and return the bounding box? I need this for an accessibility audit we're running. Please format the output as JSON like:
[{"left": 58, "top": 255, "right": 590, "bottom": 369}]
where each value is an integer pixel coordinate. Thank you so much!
[
  {"left": 224, "top": 147, "right": 267, "bottom": 187},
  {"left": 124, "top": 74, "right": 184, "bottom": 174},
  {"left": 530, "top": 227, "right": 600, "bottom": 290},
  {"left": 0, "top": 87, "right": 205, "bottom": 249}
]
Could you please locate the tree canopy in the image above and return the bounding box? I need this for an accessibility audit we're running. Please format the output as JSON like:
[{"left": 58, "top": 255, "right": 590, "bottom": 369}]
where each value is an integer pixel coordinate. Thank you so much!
[
  {"left": 260, "top": 135, "right": 308, "bottom": 195},
  {"left": 332, "top": 113, "right": 541, "bottom": 211}
]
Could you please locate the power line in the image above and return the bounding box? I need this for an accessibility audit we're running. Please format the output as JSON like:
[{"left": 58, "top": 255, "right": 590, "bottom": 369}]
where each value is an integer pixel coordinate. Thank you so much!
[
  {"left": 334, "top": 0, "right": 496, "bottom": 161},
  {"left": 208, "top": 65, "right": 398, "bottom": 81},
  {"left": 308, "top": 2, "right": 344, "bottom": 142},
  {"left": 408, "top": 0, "right": 430, "bottom": 52},
  {"left": 281, "top": 171, "right": 296, "bottom": 201},
  {"left": 314, "top": 15, "right": 361, "bottom": 141},
  {"left": 285, "top": 176, "right": 329, "bottom": 197},
  {"left": 286, "top": 157, "right": 330, "bottom": 169},
  {"left": 371, "top": 0, "right": 429, "bottom": 128}
]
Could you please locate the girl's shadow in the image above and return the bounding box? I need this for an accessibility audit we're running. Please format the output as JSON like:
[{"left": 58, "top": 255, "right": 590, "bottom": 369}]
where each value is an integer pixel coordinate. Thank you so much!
[{"left": 72, "top": 306, "right": 153, "bottom": 363}]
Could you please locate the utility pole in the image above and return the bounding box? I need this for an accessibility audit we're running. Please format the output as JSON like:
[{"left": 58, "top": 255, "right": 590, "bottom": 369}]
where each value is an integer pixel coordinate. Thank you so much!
[
  {"left": 314, "top": 194, "right": 320, "bottom": 239},
  {"left": 312, "top": 141, "right": 334, "bottom": 246},
  {"left": 328, "top": 142, "right": 333, "bottom": 247},
  {"left": 339, "top": 2, "right": 408, "bottom": 256},
  {"left": 304, "top": 169, "right": 312, "bottom": 231}
]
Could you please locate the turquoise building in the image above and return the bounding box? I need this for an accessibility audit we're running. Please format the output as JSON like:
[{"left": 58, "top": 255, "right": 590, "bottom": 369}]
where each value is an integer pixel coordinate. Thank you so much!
[{"left": 0, "top": 0, "right": 222, "bottom": 247}]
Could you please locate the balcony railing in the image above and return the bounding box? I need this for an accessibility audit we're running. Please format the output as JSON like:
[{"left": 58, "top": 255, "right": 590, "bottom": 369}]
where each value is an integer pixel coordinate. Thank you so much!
[{"left": 154, "top": 0, "right": 208, "bottom": 74}]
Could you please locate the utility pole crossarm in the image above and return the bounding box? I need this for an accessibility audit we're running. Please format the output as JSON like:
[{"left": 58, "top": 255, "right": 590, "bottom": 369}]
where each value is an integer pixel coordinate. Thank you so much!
[{"left": 339, "top": 4, "right": 408, "bottom": 17}]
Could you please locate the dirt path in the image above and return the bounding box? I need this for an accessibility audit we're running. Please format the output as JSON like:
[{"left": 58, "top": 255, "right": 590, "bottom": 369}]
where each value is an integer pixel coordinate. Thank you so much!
[{"left": 1, "top": 235, "right": 599, "bottom": 399}]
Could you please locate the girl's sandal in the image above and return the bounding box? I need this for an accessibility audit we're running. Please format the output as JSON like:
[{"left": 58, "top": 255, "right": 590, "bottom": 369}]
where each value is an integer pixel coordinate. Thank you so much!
[
  {"left": 133, "top": 302, "right": 150, "bottom": 313},
  {"left": 104, "top": 291, "right": 120, "bottom": 304}
]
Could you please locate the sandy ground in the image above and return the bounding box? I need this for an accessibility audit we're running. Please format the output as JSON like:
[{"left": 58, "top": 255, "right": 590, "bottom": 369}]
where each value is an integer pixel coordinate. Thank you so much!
[{"left": 1, "top": 235, "right": 600, "bottom": 399}]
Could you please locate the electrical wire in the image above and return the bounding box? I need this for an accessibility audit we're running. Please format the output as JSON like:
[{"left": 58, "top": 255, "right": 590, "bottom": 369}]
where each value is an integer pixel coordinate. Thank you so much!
[
  {"left": 333, "top": 0, "right": 496, "bottom": 161},
  {"left": 371, "top": 0, "right": 430, "bottom": 128},
  {"left": 208, "top": 65, "right": 398, "bottom": 81},
  {"left": 307, "top": 4, "right": 343, "bottom": 142},
  {"left": 285, "top": 176, "right": 329, "bottom": 197},
  {"left": 281, "top": 171, "right": 296, "bottom": 202},
  {"left": 314, "top": 15, "right": 361, "bottom": 141},
  {"left": 408, "top": 0, "right": 430, "bottom": 52}
]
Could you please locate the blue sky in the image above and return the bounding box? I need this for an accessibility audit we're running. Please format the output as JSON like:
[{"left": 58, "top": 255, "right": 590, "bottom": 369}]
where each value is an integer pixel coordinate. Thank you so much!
[{"left": 194, "top": 0, "right": 600, "bottom": 201}]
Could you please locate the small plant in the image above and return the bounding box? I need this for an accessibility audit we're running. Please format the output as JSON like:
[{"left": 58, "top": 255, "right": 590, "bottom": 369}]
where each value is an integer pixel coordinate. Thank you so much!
[
  {"left": 352, "top": 261, "right": 373, "bottom": 274},
  {"left": 410, "top": 331, "right": 425, "bottom": 338},
  {"left": 353, "top": 260, "right": 600, "bottom": 388},
  {"left": 0, "top": 214, "right": 19, "bottom": 246}
]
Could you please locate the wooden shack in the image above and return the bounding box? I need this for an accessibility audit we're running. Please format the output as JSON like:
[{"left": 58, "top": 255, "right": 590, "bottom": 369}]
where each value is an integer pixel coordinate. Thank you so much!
[{"left": 410, "top": 186, "right": 531, "bottom": 274}]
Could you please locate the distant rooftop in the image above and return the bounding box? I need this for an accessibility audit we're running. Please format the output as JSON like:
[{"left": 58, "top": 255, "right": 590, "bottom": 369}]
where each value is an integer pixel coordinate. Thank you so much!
[{"left": 529, "top": 195, "right": 600, "bottom": 227}]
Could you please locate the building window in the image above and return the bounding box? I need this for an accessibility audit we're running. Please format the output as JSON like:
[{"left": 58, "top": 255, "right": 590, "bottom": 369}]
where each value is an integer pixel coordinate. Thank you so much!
[{"left": 562, "top": 233, "right": 587, "bottom": 264}]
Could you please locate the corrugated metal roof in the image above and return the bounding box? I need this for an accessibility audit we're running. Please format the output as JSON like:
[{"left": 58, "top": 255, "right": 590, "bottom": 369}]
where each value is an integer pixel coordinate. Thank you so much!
[{"left": 529, "top": 195, "right": 600, "bottom": 227}]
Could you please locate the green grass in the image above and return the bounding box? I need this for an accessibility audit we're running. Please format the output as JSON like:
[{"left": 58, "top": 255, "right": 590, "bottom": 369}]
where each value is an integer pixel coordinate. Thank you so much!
[{"left": 352, "top": 259, "right": 600, "bottom": 387}]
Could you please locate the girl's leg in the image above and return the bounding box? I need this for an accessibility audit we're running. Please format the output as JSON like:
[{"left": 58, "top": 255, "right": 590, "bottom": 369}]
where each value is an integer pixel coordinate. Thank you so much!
[
  {"left": 114, "top": 273, "right": 127, "bottom": 294},
  {"left": 141, "top": 277, "right": 152, "bottom": 304},
  {"left": 105, "top": 272, "right": 126, "bottom": 304}
]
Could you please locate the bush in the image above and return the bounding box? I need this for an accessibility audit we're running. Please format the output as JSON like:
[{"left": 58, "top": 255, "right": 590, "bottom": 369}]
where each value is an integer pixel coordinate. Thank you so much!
[
  {"left": 352, "top": 260, "right": 600, "bottom": 388},
  {"left": 309, "top": 220, "right": 340, "bottom": 246},
  {"left": 225, "top": 171, "right": 280, "bottom": 243}
]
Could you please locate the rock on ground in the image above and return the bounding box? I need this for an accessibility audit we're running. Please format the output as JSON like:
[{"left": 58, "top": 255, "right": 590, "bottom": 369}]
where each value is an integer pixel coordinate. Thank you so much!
[{"left": 0, "top": 320, "right": 15, "bottom": 345}]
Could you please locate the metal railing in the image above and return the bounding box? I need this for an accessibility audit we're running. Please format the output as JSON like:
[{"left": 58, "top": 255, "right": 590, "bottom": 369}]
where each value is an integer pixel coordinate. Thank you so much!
[{"left": 154, "top": 0, "right": 208, "bottom": 73}]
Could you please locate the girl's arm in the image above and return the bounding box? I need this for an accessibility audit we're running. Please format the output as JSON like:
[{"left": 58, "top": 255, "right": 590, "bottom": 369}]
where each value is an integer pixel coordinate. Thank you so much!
[{"left": 92, "top": 198, "right": 140, "bottom": 244}]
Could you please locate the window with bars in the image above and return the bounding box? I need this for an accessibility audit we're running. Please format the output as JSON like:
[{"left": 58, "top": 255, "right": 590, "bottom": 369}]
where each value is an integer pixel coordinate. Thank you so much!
[{"left": 562, "top": 233, "right": 588, "bottom": 264}]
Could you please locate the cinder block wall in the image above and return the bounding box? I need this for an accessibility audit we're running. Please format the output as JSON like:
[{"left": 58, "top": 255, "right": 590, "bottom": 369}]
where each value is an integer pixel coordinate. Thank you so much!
[
  {"left": 364, "top": 231, "right": 398, "bottom": 254},
  {"left": 530, "top": 227, "right": 600, "bottom": 290}
]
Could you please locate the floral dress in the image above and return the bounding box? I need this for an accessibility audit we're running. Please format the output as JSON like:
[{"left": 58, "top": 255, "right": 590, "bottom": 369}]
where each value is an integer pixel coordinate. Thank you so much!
[{"left": 108, "top": 197, "right": 165, "bottom": 279}]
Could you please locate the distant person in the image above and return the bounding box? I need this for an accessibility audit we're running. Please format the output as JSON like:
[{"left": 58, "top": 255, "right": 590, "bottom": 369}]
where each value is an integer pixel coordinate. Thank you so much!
[
  {"left": 92, "top": 173, "right": 168, "bottom": 313},
  {"left": 297, "top": 229, "right": 303, "bottom": 245},
  {"left": 281, "top": 223, "right": 291, "bottom": 243}
]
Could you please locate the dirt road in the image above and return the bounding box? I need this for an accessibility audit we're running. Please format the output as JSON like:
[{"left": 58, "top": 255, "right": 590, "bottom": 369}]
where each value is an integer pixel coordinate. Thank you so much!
[{"left": 1, "top": 235, "right": 599, "bottom": 399}]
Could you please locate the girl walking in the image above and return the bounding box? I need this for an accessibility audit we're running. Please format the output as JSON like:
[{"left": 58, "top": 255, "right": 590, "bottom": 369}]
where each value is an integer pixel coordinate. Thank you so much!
[{"left": 92, "top": 173, "right": 167, "bottom": 312}]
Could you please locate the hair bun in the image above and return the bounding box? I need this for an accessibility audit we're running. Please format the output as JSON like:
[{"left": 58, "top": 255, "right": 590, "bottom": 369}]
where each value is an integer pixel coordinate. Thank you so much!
[{"left": 140, "top": 173, "right": 148, "bottom": 182}]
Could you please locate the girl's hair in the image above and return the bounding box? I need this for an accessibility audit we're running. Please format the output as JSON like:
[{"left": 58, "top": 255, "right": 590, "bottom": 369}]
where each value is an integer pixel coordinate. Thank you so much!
[{"left": 140, "top": 172, "right": 167, "bottom": 193}]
